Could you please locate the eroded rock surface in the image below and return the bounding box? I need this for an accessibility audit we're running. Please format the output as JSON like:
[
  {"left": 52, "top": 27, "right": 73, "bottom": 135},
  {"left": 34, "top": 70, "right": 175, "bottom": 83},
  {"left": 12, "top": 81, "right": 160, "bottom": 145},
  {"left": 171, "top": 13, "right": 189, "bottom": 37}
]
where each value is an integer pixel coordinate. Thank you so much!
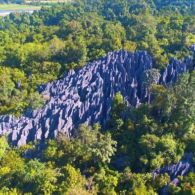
[
  {"left": 153, "top": 153, "right": 194, "bottom": 195},
  {"left": 0, "top": 50, "right": 194, "bottom": 146}
]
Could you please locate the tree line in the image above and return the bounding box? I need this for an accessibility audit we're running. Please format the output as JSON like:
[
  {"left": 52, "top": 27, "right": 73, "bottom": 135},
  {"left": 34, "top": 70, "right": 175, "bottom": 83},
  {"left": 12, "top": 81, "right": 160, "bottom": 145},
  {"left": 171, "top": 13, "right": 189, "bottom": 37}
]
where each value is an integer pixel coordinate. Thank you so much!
[
  {"left": 0, "top": 0, "right": 195, "bottom": 115},
  {"left": 0, "top": 71, "right": 194, "bottom": 194}
]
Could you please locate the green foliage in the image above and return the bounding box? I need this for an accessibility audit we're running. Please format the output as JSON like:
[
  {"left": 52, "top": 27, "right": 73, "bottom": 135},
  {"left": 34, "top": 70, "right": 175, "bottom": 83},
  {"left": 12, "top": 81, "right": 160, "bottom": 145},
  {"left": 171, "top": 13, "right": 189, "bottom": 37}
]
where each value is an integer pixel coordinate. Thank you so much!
[
  {"left": 57, "top": 36, "right": 88, "bottom": 70},
  {"left": 110, "top": 92, "right": 126, "bottom": 131},
  {"left": 76, "top": 128, "right": 116, "bottom": 164},
  {"left": 118, "top": 168, "right": 157, "bottom": 195},
  {"left": 0, "top": 0, "right": 194, "bottom": 115},
  {"left": 94, "top": 167, "right": 119, "bottom": 195},
  {"left": 108, "top": 71, "right": 195, "bottom": 172},
  {"left": 59, "top": 164, "right": 87, "bottom": 194},
  {"left": 0, "top": 66, "right": 44, "bottom": 115},
  {"left": 169, "top": 173, "right": 195, "bottom": 194},
  {"left": 0, "top": 72, "right": 194, "bottom": 194},
  {"left": 22, "top": 160, "right": 59, "bottom": 194},
  {"left": 44, "top": 124, "right": 117, "bottom": 169},
  {"left": 139, "top": 134, "right": 184, "bottom": 170},
  {"left": 0, "top": 1, "right": 194, "bottom": 194},
  {"left": 0, "top": 136, "right": 9, "bottom": 159},
  {"left": 142, "top": 69, "right": 161, "bottom": 88}
]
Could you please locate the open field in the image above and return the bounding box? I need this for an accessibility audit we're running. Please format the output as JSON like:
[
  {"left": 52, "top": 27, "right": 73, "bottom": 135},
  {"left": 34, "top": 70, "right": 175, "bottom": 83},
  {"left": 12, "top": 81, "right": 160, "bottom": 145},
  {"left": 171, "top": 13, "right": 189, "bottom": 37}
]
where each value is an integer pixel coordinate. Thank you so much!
[
  {"left": 0, "top": 4, "right": 41, "bottom": 11},
  {"left": 26, "top": 0, "right": 71, "bottom": 3}
]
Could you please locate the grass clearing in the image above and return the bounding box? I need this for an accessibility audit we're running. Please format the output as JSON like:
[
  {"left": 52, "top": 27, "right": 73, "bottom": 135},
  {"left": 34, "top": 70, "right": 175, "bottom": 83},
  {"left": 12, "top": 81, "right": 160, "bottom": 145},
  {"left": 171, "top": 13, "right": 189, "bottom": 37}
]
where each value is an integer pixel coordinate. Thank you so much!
[{"left": 0, "top": 4, "right": 41, "bottom": 11}]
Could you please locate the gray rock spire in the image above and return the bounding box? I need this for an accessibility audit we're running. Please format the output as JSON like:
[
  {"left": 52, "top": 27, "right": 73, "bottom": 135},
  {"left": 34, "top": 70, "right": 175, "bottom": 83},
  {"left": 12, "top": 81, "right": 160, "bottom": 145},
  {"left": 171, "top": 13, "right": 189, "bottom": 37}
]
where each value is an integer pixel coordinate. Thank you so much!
[{"left": 0, "top": 50, "right": 193, "bottom": 146}]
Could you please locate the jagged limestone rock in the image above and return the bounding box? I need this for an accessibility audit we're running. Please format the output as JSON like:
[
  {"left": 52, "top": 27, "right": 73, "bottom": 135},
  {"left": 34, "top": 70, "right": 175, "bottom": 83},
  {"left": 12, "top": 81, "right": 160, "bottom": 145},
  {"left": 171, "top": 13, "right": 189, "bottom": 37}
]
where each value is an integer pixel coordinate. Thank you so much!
[
  {"left": 0, "top": 50, "right": 194, "bottom": 146},
  {"left": 153, "top": 153, "right": 194, "bottom": 195}
]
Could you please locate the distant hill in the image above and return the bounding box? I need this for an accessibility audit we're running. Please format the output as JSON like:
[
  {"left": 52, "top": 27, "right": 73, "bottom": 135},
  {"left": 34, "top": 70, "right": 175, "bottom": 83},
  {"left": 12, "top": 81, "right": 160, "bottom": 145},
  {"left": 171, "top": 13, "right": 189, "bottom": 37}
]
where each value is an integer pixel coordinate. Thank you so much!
[
  {"left": 0, "top": 0, "right": 24, "bottom": 4},
  {"left": 153, "top": 0, "right": 195, "bottom": 12},
  {"left": 0, "top": 0, "right": 70, "bottom": 4}
]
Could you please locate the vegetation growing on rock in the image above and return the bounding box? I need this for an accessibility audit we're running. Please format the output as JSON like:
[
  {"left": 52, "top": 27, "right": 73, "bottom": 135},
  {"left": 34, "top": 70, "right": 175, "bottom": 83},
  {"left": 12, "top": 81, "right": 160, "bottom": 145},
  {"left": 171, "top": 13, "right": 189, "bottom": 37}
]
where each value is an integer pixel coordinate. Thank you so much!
[
  {"left": 0, "top": 0, "right": 195, "bottom": 115},
  {"left": 0, "top": 0, "right": 194, "bottom": 194}
]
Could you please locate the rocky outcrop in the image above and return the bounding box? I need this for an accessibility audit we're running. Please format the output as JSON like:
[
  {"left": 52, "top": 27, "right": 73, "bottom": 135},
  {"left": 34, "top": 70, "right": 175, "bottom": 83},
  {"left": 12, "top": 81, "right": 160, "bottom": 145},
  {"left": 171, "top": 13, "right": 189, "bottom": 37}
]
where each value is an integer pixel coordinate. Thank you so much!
[
  {"left": 0, "top": 50, "right": 194, "bottom": 146},
  {"left": 153, "top": 153, "right": 194, "bottom": 195}
]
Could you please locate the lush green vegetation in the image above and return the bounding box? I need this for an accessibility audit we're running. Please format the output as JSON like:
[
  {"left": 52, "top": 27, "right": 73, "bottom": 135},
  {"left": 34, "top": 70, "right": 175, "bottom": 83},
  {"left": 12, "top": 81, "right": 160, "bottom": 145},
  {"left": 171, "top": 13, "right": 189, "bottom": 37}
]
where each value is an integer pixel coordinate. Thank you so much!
[
  {"left": 0, "top": 1, "right": 194, "bottom": 193},
  {"left": 0, "top": 0, "right": 194, "bottom": 115},
  {"left": 0, "top": 0, "right": 70, "bottom": 4},
  {"left": 0, "top": 71, "right": 194, "bottom": 194},
  {"left": 0, "top": 0, "right": 195, "bottom": 114}
]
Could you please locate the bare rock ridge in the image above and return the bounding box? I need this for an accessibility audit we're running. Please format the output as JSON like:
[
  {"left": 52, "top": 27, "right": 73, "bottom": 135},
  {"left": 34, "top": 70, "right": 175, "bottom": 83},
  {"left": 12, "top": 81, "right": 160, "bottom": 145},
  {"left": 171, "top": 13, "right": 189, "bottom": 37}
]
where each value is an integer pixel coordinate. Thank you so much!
[
  {"left": 153, "top": 153, "right": 194, "bottom": 195},
  {"left": 0, "top": 50, "right": 194, "bottom": 146}
]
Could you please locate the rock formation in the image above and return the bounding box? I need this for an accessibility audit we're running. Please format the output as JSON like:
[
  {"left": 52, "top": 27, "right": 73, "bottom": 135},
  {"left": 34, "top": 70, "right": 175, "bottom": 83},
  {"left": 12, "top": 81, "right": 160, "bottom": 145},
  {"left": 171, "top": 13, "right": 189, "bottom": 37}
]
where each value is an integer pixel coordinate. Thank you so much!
[
  {"left": 153, "top": 153, "right": 194, "bottom": 195},
  {"left": 0, "top": 50, "right": 194, "bottom": 146}
]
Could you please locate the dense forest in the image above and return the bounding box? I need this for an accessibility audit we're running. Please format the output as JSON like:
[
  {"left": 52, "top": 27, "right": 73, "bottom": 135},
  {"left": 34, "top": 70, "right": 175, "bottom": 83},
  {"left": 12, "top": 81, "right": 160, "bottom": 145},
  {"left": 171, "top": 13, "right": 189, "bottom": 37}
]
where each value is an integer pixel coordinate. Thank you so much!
[
  {"left": 0, "top": 0, "right": 194, "bottom": 194},
  {"left": 0, "top": 0, "right": 195, "bottom": 115},
  {"left": 0, "top": 71, "right": 194, "bottom": 194}
]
